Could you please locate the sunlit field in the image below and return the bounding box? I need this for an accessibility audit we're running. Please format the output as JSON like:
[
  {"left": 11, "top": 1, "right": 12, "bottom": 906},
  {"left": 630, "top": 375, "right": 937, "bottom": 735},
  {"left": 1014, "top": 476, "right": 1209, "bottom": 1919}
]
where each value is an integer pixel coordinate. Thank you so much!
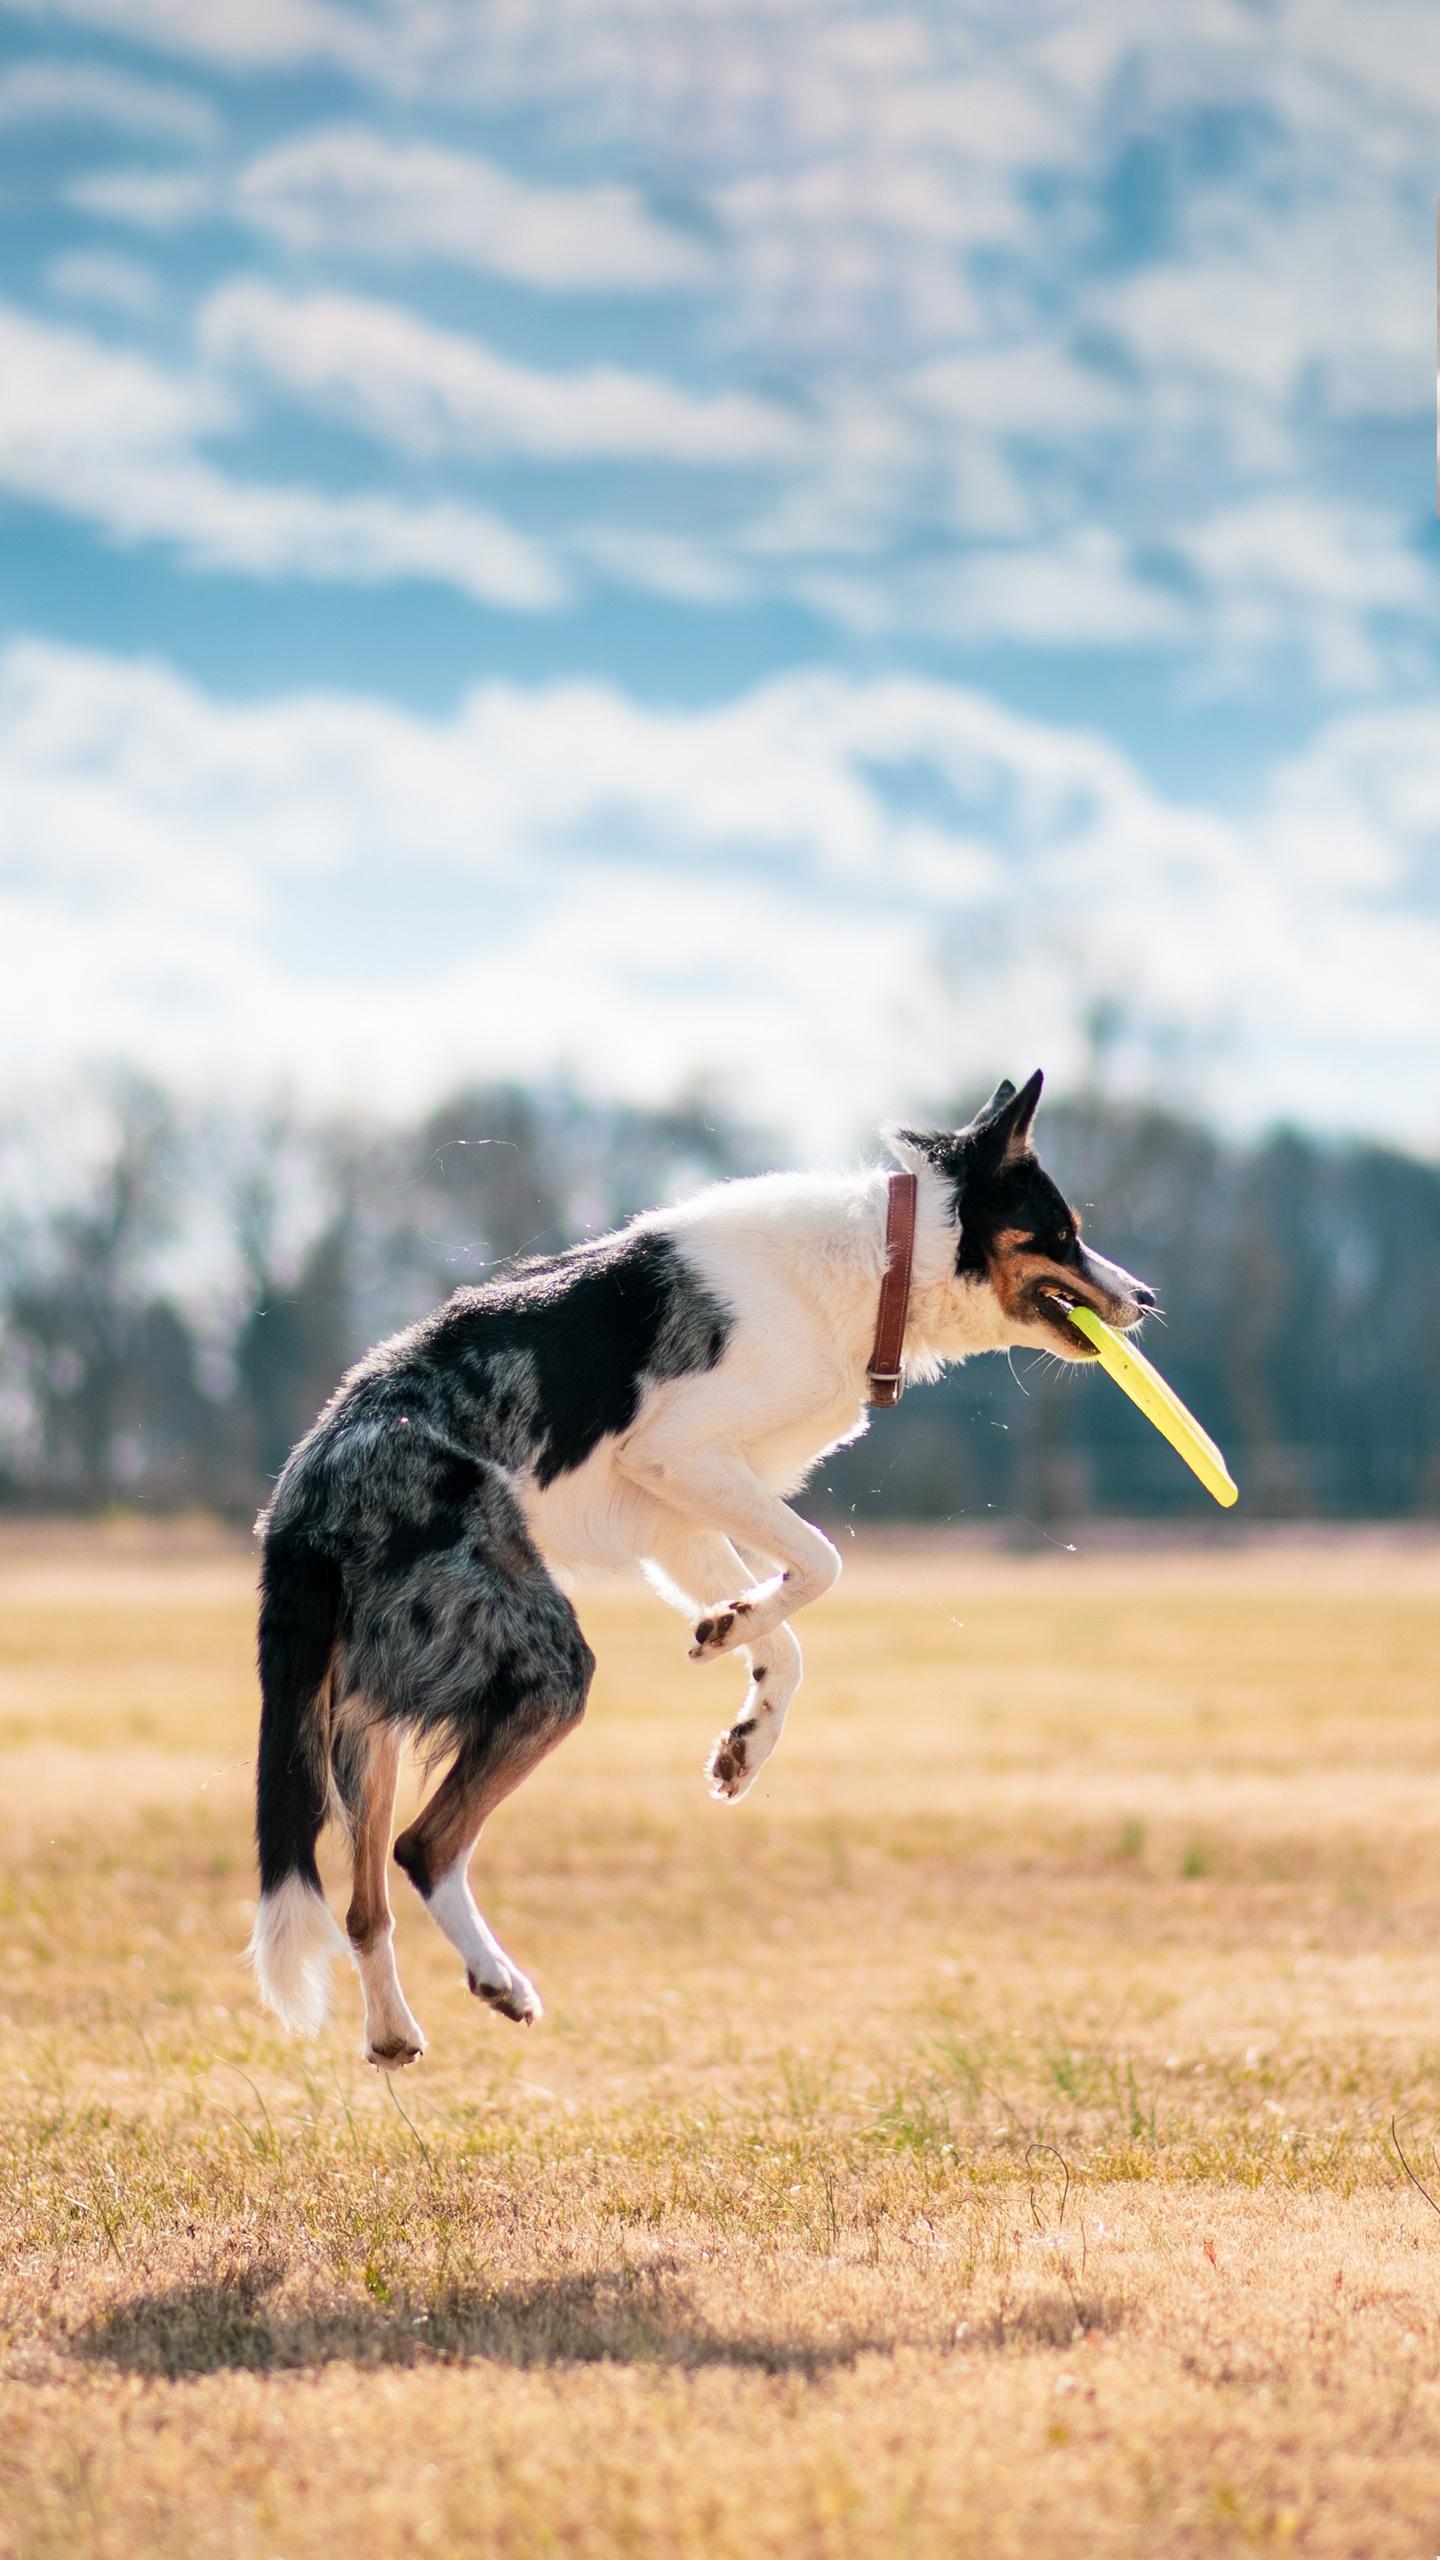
[{"left": 3, "top": 1523, "right": 1440, "bottom": 2559}]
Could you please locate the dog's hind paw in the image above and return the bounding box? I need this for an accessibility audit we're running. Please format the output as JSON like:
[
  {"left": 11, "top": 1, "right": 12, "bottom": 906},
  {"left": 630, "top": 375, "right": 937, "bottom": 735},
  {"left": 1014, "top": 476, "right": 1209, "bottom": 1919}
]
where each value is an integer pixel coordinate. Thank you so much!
[
  {"left": 706, "top": 1717, "right": 760, "bottom": 1802},
  {"left": 689, "top": 1600, "right": 752, "bottom": 1660},
  {"left": 365, "top": 2030, "right": 425, "bottom": 2071}
]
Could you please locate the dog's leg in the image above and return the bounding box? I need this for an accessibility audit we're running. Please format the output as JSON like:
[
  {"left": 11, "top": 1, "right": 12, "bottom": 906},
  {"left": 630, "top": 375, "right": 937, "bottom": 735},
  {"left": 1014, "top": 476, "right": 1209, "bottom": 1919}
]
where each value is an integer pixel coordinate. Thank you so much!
[
  {"left": 394, "top": 1708, "right": 580, "bottom": 2025},
  {"left": 620, "top": 1440, "right": 840, "bottom": 1659},
  {"left": 643, "top": 1521, "right": 802, "bottom": 1802},
  {"left": 348, "top": 1460, "right": 594, "bottom": 2038},
  {"left": 345, "top": 1719, "right": 427, "bottom": 2071},
  {"left": 715, "top": 1541, "right": 803, "bottom": 1801},
  {"left": 391, "top": 1561, "right": 594, "bottom": 2029}
]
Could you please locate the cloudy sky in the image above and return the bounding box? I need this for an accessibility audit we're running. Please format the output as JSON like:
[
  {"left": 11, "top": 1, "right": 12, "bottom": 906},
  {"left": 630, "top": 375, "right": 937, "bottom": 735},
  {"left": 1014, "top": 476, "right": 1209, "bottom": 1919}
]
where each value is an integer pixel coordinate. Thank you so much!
[{"left": 1, "top": 0, "right": 1436, "bottom": 1155}]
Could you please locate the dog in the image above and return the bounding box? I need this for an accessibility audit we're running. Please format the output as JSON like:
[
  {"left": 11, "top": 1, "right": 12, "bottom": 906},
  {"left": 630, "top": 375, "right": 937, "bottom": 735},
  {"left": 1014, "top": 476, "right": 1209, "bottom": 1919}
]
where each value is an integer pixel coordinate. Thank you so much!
[{"left": 248, "top": 1068, "right": 1154, "bottom": 2067}]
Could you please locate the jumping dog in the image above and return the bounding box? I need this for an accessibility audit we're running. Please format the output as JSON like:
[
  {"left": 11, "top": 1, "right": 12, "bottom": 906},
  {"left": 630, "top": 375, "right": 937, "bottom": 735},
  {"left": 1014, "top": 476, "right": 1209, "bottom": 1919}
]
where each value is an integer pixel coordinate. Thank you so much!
[{"left": 249, "top": 1069, "right": 1155, "bottom": 2067}]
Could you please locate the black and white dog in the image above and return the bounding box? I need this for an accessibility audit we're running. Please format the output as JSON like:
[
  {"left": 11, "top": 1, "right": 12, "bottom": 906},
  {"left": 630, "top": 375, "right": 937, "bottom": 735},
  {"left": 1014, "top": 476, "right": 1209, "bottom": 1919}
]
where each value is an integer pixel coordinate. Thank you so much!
[{"left": 249, "top": 1070, "right": 1154, "bottom": 2068}]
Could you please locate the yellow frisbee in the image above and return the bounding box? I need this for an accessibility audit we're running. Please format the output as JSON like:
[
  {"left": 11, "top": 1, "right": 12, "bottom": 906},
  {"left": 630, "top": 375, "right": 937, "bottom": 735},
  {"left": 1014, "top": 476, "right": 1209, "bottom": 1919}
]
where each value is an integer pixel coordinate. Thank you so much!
[{"left": 1058, "top": 1301, "right": 1238, "bottom": 1509}]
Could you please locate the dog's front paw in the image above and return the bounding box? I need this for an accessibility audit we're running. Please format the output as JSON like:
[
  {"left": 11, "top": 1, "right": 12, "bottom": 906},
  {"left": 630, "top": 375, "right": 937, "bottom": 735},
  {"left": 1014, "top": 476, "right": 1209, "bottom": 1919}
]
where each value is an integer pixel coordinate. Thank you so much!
[
  {"left": 467, "top": 1962, "right": 542, "bottom": 2026},
  {"left": 689, "top": 1600, "right": 752, "bottom": 1660},
  {"left": 706, "top": 1717, "right": 759, "bottom": 1801}
]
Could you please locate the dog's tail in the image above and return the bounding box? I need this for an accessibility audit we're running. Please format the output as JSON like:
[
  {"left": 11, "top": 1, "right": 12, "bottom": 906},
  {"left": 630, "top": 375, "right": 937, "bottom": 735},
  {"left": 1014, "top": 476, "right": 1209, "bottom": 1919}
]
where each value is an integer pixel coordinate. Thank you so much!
[{"left": 247, "top": 1528, "right": 348, "bottom": 2034}]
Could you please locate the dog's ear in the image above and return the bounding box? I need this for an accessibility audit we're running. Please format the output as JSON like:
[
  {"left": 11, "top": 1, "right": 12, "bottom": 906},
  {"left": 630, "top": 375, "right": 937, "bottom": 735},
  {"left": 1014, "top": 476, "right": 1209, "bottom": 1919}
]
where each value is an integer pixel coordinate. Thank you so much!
[
  {"left": 887, "top": 1072, "right": 1042, "bottom": 1181},
  {"left": 966, "top": 1068, "right": 1043, "bottom": 1165},
  {"left": 975, "top": 1077, "right": 1017, "bottom": 1119},
  {"left": 885, "top": 1124, "right": 958, "bottom": 1176}
]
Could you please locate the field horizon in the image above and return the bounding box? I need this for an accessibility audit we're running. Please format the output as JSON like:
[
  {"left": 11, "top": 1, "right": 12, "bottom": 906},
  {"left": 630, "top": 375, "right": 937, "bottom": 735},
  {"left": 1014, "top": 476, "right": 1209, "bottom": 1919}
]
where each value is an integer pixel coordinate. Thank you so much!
[{"left": 3, "top": 1522, "right": 1440, "bottom": 2556}]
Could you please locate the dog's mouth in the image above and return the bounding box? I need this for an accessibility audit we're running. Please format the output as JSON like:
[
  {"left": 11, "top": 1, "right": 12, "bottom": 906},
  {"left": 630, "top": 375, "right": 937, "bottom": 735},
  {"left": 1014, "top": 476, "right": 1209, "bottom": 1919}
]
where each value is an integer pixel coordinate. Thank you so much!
[{"left": 1032, "top": 1284, "right": 1108, "bottom": 1355}]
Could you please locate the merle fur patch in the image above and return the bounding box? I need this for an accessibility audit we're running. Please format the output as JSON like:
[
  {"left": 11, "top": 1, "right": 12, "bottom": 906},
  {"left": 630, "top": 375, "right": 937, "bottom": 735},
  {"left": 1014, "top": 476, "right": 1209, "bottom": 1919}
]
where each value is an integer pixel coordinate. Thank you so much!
[{"left": 256, "top": 1228, "right": 727, "bottom": 1768}]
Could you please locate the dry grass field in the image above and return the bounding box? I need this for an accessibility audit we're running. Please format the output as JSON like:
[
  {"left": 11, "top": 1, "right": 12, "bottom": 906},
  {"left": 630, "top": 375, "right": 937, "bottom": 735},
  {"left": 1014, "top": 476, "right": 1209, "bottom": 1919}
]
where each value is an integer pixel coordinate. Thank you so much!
[{"left": 3, "top": 1522, "right": 1440, "bottom": 2558}]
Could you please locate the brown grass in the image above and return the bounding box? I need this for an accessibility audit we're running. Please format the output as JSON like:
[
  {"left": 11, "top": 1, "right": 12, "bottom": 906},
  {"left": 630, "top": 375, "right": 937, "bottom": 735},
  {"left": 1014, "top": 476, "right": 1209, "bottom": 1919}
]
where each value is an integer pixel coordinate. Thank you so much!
[{"left": 3, "top": 1524, "right": 1440, "bottom": 2556}]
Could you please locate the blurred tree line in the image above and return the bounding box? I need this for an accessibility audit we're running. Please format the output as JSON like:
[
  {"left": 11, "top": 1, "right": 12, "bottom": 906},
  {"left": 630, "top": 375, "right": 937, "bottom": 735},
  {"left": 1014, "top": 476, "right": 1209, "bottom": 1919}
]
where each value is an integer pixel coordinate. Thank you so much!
[{"left": 1, "top": 1068, "right": 1437, "bottom": 1524}]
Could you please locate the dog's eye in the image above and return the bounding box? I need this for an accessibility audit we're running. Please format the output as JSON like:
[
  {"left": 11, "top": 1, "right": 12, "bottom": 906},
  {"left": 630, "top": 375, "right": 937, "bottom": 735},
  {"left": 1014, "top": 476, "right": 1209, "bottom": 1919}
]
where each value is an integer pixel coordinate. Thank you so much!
[{"left": 1016, "top": 1224, "right": 1076, "bottom": 1264}]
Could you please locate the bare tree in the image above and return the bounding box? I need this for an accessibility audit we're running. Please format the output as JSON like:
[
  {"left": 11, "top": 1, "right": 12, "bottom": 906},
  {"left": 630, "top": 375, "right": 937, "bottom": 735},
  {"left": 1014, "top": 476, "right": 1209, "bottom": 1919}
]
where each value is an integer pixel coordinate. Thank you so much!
[{"left": 0, "top": 1072, "right": 192, "bottom": 1499}]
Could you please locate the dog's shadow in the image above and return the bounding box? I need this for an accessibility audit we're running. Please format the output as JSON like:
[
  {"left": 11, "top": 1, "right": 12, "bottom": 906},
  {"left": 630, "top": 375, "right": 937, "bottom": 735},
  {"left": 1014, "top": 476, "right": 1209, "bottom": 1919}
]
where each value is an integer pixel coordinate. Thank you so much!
[{"left": 74, "top": 2256, "right": 887, "bottom": 2381}]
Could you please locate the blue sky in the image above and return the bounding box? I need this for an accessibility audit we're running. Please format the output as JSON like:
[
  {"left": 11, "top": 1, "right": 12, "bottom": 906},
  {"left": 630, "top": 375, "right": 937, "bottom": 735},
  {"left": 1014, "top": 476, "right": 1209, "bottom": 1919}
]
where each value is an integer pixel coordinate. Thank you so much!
[{"left": 1, "top": 0, "right": 1437, "bottom": 1156}]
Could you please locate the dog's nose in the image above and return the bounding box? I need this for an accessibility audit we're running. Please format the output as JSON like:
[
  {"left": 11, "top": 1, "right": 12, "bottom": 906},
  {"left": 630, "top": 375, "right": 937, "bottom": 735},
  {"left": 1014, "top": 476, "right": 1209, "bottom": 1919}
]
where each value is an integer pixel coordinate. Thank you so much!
[{"left": 1132, "top": 1282, "right": 1157, "bottom": 1310}]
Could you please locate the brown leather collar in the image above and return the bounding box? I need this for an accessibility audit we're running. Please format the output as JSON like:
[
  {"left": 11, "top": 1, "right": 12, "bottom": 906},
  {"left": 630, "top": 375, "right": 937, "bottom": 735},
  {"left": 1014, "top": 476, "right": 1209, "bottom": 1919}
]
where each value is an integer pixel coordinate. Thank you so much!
[{"left": 866, "top": 1169, "right": 917, "bottom": 1407}]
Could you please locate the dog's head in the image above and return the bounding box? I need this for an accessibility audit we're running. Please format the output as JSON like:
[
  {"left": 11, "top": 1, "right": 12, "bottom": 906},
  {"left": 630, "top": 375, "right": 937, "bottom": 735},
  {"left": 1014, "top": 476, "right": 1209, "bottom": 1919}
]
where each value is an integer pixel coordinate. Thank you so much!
[{"left": 892, "top": 1070, "right": 1155, "bottom": 1360}]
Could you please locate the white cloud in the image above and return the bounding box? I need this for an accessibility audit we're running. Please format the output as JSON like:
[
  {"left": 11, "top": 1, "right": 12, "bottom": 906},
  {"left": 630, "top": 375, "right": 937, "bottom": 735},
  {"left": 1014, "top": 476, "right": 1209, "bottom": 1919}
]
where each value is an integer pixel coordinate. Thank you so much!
[
  {"left": 45, "top": 248, "right": 163, "bottom": 317},
  {"left": 0, "top": 56, "right": 219, "bottom": 143},
  {"left": 6, "top": 0, "right": 1436, "bottom": 700},
  {"left": 777, "top": 495, "right": 1432, "bottom": 694},
  {"left": 199, "top": 281, "right": 801, "bottom": 465},
  {"left": 0, "top": 299, "right": 564, "bottom": 608},
  {"left": 572, "top": 526, "right": 757, "bottom": 605},
  {"left": 935, "top": 530, "right": 1191, "bottom": 648},
  {"left": 382, "top": 4, "right": 1067, "bottom": 181},
  {"left": 235, "top": 126, "right": 708, "bottom": 292},
  {"left": 65, "top": 165, "right": 214, "bottom": 228},
  {"left": 1175, "top": 500, "right": 1433, "bottom": 694},
  {"left": 1284, "top": 0, "right": 1440, "bottom": 115},
  {"left": 1262, "top": 701, "right": 1440, "bottom": 899},
  {"left": 0, "top": 0, "right": 380, "bottom": 75},
  {"left": 709, "top": 158, "right": 1004, "bottom": 359},
  {"left": 905, "top": 346, "right": 1128, "bottom": 437},
  {"left": 115, "top": 468, "right": 566, "bottom": 605},
  {"left": 1098, "top": 199, "right": 1426, "bottom": 420},
  {"left": 0, "top": 296, "right": 205, "bottom": 452},
  {"left": 777, "top": 525, "right": 1194, "bottom": 655},
  {"left": 13, "top": 293, "right": 1344, "bottom": 665},
  {"left": 1181, "top": 500, "right": 1429, "bottom": 613},
  {"left": 4, "top": 638, "right": 1438, "bottom": 1152}
]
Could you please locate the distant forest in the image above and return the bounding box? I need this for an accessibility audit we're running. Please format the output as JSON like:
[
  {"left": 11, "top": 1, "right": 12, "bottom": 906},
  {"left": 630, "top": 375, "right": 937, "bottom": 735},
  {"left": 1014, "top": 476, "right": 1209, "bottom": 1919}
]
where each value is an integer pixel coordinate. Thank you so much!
[{"left": 2, "top": 1069, "right": 1437, "bottom": 1525}]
